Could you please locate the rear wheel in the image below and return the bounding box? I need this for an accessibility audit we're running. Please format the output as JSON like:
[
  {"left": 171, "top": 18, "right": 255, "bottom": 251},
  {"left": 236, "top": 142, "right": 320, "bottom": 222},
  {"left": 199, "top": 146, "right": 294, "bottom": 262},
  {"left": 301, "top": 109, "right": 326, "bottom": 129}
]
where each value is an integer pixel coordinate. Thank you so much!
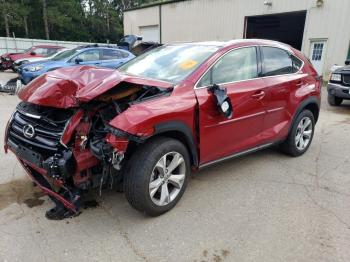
[
  {"left": 124, "top": 138, "right": 190, "bottom": 216},
  {"left": 328, "top": 94, "right": 343, "bottom": 106},
  {"left": 280, "top": 110, "right": 315, "bottom": 157}
]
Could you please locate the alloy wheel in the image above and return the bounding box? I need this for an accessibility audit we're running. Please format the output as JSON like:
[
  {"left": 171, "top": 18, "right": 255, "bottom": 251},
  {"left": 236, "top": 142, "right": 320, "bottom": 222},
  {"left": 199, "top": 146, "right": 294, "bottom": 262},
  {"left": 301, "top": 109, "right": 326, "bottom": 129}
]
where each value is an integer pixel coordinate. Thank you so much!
[
  {"left": 149, "top": 151, "right": 186, "bottom": 206},
  {"left": 295, "top": 116, "right": 313, "bottom": 151}
]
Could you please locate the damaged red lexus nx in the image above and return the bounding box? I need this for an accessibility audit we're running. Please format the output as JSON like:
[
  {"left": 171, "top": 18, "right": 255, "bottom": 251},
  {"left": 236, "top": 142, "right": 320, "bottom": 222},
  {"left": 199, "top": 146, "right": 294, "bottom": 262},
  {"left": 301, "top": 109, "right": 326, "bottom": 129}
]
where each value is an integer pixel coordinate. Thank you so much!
[{"left": 4, "top": 39, "right": 321, "bottom": 219}]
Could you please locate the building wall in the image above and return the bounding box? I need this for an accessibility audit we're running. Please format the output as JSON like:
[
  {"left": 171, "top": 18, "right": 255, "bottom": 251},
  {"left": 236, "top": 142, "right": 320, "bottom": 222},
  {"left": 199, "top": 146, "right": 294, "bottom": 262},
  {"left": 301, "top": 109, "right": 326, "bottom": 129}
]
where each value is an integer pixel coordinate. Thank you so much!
[{"left": 124, "top": 0, "right": 350, "bottom": 77}]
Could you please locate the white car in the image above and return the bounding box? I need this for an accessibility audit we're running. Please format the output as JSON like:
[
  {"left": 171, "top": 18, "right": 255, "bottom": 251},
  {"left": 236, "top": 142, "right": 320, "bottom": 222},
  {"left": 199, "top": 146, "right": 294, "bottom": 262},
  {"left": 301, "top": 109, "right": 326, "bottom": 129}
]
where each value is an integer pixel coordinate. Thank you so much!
[{"left": 13, "top": 48, "right": 70, "bottom": 71}]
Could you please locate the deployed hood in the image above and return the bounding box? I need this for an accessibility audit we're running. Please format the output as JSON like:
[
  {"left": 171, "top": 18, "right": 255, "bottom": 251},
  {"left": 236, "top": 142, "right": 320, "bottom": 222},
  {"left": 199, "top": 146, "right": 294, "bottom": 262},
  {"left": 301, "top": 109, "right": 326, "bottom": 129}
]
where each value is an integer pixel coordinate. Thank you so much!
[{"left": 18, "top": 65, "right": 173, "bottom": 108}]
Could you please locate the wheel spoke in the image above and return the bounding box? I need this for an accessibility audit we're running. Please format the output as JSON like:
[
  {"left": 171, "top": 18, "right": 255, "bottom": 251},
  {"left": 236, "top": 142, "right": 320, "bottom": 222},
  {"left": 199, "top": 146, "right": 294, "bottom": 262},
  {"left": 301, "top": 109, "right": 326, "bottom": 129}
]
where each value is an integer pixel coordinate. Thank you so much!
[
  {"left": 299, "top": 136, "right": 304, "bottom": 149},
  {"left": 303, "top": 130, "right": 312, "bottom": 139},
  {"left": 149, "top": 177, "right": 162, "bottom": 198},
  {"left": 155, "top": 155, "right": 167, "bottom": 174},
  {"left": 303, "top": 118, "right": 311, "bottom": 129},
  {"left": 159, "top": 184, "right": 170, "bottom": 205},
  {"left": 168, "top": 174, "right": 185, "bottom": 188},
  {"left": 167, "top": 153, "right": 184, "bottom": 174}
]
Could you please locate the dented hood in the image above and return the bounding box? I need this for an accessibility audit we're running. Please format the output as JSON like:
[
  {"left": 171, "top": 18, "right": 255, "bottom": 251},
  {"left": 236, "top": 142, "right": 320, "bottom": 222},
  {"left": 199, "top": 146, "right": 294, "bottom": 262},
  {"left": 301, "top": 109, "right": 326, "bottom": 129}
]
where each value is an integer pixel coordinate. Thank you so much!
[{"left": 18, "top": 66, "right": 173, "bottom": 108}]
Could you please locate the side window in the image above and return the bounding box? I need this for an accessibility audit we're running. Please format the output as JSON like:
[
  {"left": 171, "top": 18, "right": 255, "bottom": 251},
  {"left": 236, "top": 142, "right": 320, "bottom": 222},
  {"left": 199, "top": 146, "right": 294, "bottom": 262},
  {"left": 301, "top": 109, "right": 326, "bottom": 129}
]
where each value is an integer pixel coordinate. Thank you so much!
[
  {"left": 102, "top": 49, "right": 129, "bottom": 60},
  {"left": 33, "top": 48, "right": 49, "bottom": 56},
  {"left": 47, "top": 48, "right": 59, "bottom": 56},
  {"left": 262, "top": 47, "right": 302, "bottom": 76},
  {"left": 198, "top": 47, "right": 258, "bottom": 87},
  {"left": 75, "top": 49, "right": 100, "bottom": 62}
]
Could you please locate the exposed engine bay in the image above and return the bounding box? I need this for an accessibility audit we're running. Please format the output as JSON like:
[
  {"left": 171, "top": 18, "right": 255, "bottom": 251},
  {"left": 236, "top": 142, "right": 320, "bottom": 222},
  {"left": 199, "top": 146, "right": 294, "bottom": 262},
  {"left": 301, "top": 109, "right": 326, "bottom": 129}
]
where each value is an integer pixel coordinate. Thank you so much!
[{"left": 5, "top": 83, "right": 170, "bottom": 219}]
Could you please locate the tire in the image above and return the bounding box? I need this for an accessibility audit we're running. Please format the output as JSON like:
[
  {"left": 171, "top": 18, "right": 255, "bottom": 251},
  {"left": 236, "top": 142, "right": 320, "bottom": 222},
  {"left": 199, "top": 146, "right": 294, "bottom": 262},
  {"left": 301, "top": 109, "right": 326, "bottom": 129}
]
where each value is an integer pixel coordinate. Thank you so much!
[
  {"left": 124, "top": 137, "right": 190, "bottom": 216},
  {"left": 279, "top": 109, "right": 315, "bottom": 157},
  {"left": 328, "top": 94, "right": 343, "bottom": 106}
]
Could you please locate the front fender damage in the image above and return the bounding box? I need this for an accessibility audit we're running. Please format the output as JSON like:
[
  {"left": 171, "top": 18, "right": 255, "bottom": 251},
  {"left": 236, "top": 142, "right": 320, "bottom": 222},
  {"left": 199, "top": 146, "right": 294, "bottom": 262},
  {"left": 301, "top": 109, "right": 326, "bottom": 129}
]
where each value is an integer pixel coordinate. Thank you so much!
[{"left": 7, "top": 71, "right": 173, "bottom": 219}]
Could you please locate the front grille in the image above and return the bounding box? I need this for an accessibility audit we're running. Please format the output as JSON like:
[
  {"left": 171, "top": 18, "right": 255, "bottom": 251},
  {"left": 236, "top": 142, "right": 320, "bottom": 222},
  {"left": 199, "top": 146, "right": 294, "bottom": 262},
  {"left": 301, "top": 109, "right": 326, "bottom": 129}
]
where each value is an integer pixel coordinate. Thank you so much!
[
  {"left": 8, "top": 103, "right": 73, "bottom": 157},
  {"left": 343, "top": 75, "right": 350, "bottom": 86}
]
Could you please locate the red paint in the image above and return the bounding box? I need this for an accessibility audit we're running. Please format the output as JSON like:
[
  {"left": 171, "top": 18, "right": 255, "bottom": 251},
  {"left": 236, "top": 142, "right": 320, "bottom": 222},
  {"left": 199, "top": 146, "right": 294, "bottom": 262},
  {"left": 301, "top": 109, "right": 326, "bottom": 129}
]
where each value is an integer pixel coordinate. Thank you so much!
[
  {"left": 105, "top": 134, "right": 129, "bottom": 152},
  {"left": 1, "top": 45, "right": 64, "bottom": 69},
  {"left": 6, "top": 39, "right": 321, "bottom": 197},
  {"left": 73, "top": 149, "right": 99, "bottom": 172},
  {"left": 61, "top": 109, "right": 84, "bottom": 145},
  {"left": 18, "top": 66, "right": 173, "bottom": 108}
]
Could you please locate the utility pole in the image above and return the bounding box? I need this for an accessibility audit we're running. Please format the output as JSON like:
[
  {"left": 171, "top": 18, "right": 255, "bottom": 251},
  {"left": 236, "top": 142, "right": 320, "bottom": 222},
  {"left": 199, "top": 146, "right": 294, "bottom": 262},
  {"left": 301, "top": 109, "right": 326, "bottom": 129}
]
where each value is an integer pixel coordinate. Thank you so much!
[{"left": 42, "top": 0, "right": 49, "bottom": 39}]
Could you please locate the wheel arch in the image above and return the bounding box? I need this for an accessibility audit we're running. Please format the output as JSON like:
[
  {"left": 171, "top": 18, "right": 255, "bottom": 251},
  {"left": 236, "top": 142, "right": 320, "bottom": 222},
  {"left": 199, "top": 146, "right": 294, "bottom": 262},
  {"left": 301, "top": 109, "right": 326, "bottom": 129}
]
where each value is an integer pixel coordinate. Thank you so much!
[
  {"left": 299, "top": 96, "right": 320, "bottom": 122},
  {"left": 290, "top": 96, "right": 320, "bottom": 132},
  {"left": 149, "top": 121, "right": 199, "bottom": 167}
]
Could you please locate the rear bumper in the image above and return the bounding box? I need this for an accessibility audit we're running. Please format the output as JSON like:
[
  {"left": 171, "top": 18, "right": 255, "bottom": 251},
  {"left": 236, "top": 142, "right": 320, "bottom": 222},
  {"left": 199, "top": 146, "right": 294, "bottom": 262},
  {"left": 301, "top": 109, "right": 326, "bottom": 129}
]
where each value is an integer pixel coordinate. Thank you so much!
[{"left": 327, "top": 83, "right": 350, "bottom": 99}]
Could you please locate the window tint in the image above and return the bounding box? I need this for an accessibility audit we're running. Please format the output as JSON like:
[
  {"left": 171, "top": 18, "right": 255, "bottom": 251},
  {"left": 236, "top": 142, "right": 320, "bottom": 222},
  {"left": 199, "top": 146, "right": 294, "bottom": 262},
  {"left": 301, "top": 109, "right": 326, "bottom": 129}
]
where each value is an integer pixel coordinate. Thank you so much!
[
  {"left": 75, "top": 49, "right": 100, "bottom": 61},
  {"left": 33, "top": 48, "right": 49, "bottom": 56},
  {"left": 102, "top": 49, "right": 129, "bottom": 60},
  {"left": 198, "top": 47, "right": 258, "bottom": 87},
  {"left": 262, "top": 47, "right": 302, "bottom": 76}
]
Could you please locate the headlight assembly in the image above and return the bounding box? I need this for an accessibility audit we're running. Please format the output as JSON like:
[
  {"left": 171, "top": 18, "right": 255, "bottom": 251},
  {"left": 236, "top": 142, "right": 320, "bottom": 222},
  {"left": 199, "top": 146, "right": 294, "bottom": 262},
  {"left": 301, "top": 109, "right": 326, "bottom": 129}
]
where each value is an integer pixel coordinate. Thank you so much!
[
  {"left": 330, "top": 73, "right": 342, "bottom": 82},
  {"left": 27, "top": 65, "right": 44, "bottom": 72}
]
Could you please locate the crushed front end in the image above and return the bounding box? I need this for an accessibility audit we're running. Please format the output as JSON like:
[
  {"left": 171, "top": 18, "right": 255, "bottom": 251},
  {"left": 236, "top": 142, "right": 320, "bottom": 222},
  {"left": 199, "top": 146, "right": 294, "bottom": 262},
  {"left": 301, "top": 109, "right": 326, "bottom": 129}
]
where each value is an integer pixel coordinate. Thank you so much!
[{"left": 4, "top": 76, "right": 172, "bottom": 220}]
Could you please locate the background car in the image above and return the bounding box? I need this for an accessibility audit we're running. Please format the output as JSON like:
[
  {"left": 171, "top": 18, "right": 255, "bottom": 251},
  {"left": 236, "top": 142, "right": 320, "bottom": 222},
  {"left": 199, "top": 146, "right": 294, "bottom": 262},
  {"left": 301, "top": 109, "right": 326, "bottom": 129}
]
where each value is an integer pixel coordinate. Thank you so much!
[
  {"left": 6, "top": 40, "right": 321, "bottom": 218},
  {"left": 19, "top": 45, "right": 135, "bottom": 84},
  {"left": 0, "top": 45, "right": 65, "bottom": 71},
  {"left": 328, "top": 65, "right": 350, "bottom": 106},
  {"left": 12, "top": 48, "right": 70, "bottom": 72}
]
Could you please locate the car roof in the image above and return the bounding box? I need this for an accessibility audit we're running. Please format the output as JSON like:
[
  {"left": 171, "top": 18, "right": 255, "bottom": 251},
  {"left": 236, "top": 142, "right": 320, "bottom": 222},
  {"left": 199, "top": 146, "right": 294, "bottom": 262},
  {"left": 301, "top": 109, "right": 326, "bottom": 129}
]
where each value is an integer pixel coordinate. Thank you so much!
[{"left": 168, "top": 39, "right": 293, "bottom": 52}]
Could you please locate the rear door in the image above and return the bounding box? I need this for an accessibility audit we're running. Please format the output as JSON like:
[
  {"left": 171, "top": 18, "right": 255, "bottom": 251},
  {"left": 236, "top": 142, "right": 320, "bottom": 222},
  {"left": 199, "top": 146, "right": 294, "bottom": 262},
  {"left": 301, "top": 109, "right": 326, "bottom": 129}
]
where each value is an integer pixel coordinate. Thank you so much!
[
  {"left": 100, "top": 49, "right": 132, "bottom": 68},
  {"left": 195, "top": 46, "right": 267, "bottom": 164},
  {"left": 75, "top": 49, "right": 102, "bottom": 66},
  {"left": 260, "top": 46, "right": 307, "bottom": 142}
]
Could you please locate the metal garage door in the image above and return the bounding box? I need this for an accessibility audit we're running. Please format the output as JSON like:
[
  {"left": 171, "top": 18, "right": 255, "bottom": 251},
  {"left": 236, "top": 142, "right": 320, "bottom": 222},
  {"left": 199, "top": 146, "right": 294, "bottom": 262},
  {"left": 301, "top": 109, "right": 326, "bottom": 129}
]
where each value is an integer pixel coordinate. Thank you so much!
[{"left": 139, "top": 25, "right": 160, "bottom": 43}]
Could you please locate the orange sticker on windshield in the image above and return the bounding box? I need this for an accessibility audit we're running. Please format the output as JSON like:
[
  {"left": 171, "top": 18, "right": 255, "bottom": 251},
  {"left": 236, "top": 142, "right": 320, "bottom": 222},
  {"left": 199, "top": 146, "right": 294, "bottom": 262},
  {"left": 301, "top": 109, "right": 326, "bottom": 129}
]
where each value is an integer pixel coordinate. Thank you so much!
[{"left": 179, "top": 60, "right": 198, "bottom": 70}]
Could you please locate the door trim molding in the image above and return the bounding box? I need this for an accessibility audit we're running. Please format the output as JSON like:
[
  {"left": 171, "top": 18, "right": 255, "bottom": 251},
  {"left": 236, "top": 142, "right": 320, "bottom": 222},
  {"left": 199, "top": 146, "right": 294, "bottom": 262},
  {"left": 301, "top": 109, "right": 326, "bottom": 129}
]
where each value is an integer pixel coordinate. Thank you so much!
[{"left": 199, "top": 142, "right": 275, "bottom": 169}]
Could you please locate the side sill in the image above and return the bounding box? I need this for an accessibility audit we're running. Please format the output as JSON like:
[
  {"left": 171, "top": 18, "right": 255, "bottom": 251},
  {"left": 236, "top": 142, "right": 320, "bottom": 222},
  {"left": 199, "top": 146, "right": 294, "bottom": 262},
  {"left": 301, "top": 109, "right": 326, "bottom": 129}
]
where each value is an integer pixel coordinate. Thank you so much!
[{"left": 198, "top": 142, "right": 276, "bottom": 170}]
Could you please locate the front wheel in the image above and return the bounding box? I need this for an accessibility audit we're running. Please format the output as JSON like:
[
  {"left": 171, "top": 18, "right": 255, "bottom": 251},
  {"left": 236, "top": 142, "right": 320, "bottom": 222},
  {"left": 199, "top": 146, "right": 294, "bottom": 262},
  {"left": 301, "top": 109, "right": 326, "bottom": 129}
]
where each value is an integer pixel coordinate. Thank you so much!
[
  {"left": 328, "top": 94, "right": 343, "bottom": 106},
  {"left": 124, "top": 138, "right": 190, "bottom": 216},
  {"left": 280, "top": 109, "right": 315, "bottom": 157}
]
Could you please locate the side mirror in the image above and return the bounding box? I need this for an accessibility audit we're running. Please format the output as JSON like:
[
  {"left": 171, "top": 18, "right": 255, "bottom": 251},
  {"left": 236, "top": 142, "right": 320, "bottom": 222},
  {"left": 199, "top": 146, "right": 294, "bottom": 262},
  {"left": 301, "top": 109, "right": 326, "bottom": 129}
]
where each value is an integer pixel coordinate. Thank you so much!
[
  {"left": 30, "top": 51, "right": 36, "bottom": 55},
  {"left": 208, "top": 84, "right": 233, "bottom": 119},
  {"left": 345, "top": 60, "right": 350, "bottom": 66},
  {"left": 75, "top": 58, "right": 83, "bottom": 64}
]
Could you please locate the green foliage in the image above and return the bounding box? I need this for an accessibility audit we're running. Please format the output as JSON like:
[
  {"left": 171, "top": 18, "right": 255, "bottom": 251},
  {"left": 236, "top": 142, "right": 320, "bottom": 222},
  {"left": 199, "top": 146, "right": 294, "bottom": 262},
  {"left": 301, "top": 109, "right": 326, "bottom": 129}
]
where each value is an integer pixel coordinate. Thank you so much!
[{"left": 0, "top": 0, "right": 157, "bottom": 43}]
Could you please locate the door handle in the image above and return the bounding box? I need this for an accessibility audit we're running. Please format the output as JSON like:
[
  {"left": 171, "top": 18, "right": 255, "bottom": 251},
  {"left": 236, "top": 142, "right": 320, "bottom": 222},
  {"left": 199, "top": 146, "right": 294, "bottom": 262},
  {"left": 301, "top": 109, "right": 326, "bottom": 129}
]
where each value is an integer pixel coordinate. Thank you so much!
[{"left": 251, "top": 90, "right": 265, "bottom": 99}]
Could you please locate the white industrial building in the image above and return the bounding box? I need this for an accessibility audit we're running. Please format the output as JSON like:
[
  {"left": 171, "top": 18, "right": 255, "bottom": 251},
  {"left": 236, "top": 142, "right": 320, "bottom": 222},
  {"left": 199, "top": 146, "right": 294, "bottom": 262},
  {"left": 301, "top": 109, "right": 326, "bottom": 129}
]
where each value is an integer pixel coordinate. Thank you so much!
[{"left": 124, "top": 0, "right": 350, "bottom": 78}]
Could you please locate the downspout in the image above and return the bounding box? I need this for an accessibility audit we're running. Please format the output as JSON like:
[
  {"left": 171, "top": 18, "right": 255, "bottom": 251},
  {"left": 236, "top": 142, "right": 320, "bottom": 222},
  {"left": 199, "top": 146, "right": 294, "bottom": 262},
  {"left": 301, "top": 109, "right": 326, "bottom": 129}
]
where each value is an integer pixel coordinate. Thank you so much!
[{"left": 159, "top": 4, "right": 162, "bottom": 44}]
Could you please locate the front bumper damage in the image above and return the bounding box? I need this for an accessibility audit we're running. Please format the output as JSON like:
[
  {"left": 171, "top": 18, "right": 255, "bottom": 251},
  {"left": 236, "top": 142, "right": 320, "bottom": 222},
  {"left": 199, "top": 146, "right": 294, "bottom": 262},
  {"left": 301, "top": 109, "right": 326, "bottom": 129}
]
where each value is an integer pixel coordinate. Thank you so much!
[{"left": 4, "top": 105, "right": 135, "bottom": 219}]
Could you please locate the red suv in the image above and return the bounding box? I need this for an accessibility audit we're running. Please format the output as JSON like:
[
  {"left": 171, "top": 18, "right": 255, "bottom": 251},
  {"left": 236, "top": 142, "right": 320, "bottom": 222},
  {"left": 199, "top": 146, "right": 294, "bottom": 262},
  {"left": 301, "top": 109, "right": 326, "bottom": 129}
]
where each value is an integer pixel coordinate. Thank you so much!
[
  {"left": 0, "top": 45, "right": 64, "bottom": 71},
  {"left": 4, "top": 39, "right": 321, "bottom": 219}
]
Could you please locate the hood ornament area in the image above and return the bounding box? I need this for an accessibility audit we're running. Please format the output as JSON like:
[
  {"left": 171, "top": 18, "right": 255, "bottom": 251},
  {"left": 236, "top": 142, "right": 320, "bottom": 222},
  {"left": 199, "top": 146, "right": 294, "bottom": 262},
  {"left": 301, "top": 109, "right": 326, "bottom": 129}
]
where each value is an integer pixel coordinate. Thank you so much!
[{"left": 22, "top": 124, "right": 35, "bottom": 138}]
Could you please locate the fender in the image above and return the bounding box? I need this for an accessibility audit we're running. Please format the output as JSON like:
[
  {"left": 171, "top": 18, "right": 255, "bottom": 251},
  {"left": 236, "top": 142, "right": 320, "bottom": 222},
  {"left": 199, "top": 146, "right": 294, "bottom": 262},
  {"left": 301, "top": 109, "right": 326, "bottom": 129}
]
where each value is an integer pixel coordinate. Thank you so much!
[
  {"left": 153, "top": 121, "right": 198, "bottom": 167},
  {"left": 289, "top": 96, "right": 320, "bottom": 133}
]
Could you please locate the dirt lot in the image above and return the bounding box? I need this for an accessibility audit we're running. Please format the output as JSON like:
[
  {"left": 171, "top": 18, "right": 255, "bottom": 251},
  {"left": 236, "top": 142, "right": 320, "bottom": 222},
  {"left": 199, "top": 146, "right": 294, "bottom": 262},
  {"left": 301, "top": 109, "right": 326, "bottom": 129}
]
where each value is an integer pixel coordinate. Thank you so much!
[{"left": 0, "top": 71, "right": 350, "bottom": 262}]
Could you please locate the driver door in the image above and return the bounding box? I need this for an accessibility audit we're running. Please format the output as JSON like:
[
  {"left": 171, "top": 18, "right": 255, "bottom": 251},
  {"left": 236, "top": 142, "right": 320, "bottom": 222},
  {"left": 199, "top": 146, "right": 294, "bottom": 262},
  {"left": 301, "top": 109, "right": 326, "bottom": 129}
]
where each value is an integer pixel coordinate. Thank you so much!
[{"left": 194, "top": 46, "right": 267, "bottom": 165}]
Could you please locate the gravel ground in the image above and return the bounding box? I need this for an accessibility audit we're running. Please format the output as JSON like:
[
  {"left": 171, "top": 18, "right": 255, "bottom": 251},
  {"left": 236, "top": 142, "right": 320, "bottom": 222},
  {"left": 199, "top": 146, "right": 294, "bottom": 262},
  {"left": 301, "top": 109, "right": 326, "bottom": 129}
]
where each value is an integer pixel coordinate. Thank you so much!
[{"left": 0, "top": 71, "right": 350, "bottom": 262}]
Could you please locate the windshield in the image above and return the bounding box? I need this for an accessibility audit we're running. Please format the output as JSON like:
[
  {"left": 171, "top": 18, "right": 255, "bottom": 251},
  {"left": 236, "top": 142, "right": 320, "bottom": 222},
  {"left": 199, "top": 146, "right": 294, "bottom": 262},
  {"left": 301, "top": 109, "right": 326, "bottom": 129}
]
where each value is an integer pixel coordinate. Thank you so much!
[
  {"left": 118, "top": 44, "right": 219, "bottom": 84},
  {"left": 52, "top": 49, "right": 79, "bottom": 61}
]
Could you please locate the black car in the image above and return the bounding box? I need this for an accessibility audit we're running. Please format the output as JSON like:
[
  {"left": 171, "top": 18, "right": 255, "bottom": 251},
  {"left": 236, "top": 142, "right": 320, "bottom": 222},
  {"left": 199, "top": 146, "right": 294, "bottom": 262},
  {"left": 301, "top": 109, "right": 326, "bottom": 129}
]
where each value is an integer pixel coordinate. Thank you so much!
[{"left": 327, "top": 65, "right": 350, "bottom": 106}]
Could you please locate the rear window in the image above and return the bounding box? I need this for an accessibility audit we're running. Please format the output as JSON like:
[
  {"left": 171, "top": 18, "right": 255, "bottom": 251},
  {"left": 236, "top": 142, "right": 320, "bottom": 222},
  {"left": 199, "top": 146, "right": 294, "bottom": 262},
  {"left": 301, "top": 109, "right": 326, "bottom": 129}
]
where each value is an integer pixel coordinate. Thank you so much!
[
  {"left": 262, "top": 47, "right": 302, "bottom": 76},
  {"left": 102, "top": 49, "right": 129, "bottom": 60}
]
